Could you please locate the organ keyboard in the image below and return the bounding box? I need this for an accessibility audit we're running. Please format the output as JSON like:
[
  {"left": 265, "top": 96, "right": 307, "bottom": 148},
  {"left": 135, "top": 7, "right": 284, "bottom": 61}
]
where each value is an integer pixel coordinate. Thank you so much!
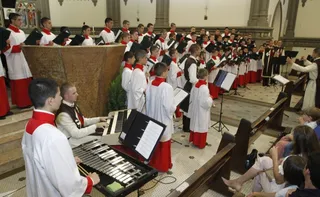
[
  {"left": 73, "top": 140, "right": 157, "bottom": 196},
  {"left": 103, "top": 109, "right": 132, "bottom": 136}
]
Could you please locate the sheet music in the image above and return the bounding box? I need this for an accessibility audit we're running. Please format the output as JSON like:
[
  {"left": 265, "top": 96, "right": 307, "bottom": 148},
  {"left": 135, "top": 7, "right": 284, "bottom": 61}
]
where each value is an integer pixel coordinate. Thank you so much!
[
  {"left": 173, "top": 88, "right": 189, "bottom": 107},
  {"left": 115, "top": 30, "right": 122, "bottom": 40},
  {"left": 273, "top": 75, "right": 290, "bottom": 85},
  {"left": 221, "top": 73, "right": 236, "bottom": 91},
  {"left": 135, "top": 121, "right": 163, "bottom": 159}
]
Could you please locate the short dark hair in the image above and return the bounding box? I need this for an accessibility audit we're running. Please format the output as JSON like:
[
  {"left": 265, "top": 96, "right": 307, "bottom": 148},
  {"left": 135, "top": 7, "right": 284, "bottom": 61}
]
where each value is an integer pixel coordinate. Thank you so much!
[
  {"left": 283, "top": 156, "right": 306, "bottom": 187},
  {"left": 9, "top": 13, "right": 21, "bottom": 24},
  {"left": 189, "top": 44, "right": 200, "bottom": 55},
  {"left": 170, "top": 23, "right": 176, "bottom": 27},
  {"left": 122, "top": 32, "right": 130, "bottom": 39},
  {"left": 191, "top": 32, "right": 197, "bottom": 37},
  {"left": 130, "top": 29, "right": 138, "bottom": 35},
  {"left": 169, "top": 33, "right": 175, "bottom": 39},
  {"left": 198, "top": 68, "right": 208, "bottom": 79},
  {"left": 150, "top": 45, "right": 159, "bottom": 54},
  {"left": 60, "top": 83, "right": 75, "bottom": 99},
  {"left": 135, "top": 50, "right": 147, "bottom": 62},
  {"left": 169, "top": 48, "right": 177, "bottom": 57},
  {"left": 123, "top": 20, "right": 129, "bottom": 25},
  {"left": 138, "top": 24, "right": 144, "bottom": 28},
  {"left": 28, "top": 78, "right": 59, "bottom": 109},
  {"left": 60, "top": 26, "right": 69, "bottom": 33},
  {"left": 307, "top": 152, "right": 320, "bottom": 189},
  {"left": 314, "top": 48, "right": 320, "bottom": 56},
  {"left": 293, "top": 125, "right": 320, "bottom": 158},
  {"left": 40, "top": 17, "right": 50, "bottom": 27},
  {"left": 105, "top": 17, "right": 113, "bottom": 24},
  {"left": 154, "top": 62, "right": 168, "bottom": 76},
  {"left": 82, "top": 25, "right": 90, "bottom": 32},
  {"left": 147, "top": 23, "right": 153, "bottom": 28},
  {"left": 124, "top": 51, "right": 134, "bottom": 62},
  {"left": 225, "top": 27, "right": 229, "bottom": 30}
]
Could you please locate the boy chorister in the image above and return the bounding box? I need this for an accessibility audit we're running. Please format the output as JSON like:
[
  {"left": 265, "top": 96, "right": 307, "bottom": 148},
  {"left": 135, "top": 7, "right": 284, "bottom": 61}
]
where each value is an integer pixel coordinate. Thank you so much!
[
  {"left": 154, "top": 29, "right": 168, "bottom": 61},
  {"left": 248, "top": 47, "right": 258, "bottom": 83},
  {"left": 208, "top": 49, "right": 220, "bottom": 99},
  {"left": 189, "top": 69, "right": 213, "bottom": 149},
  {"left": 202, "top": 35, "right": 211, "bottom": 62},
  {"left": 121, "top": 52, "right": 135, "bottom": 105},
  {"left": 122, "top": 20, "right": 130, "bottom": 34},
  {"left": 99, "top": 17, "right": 115, "bottom": 44},
  {"left": 144, "top": 23, "right": 155, "bottom": 40},
  {"left": 146, "top": 46, "right": 160, "bottom": 81},
  {"left": 238, "top": 49, "right": 246, "bottom": 87},
  {"left": 0, "top": 49, "right": 11, "bottom": 119},
  {"left": 121, "top": 32, "right": 131, "bottom": 52},
  {"left": 39, "top": 17, "right": 55, "bottom": 46},
  {"left": 186, "top": 32, "right": 197, "bottom": 53},
  {"left": 137, "top": 24, "right": 145, "bottom": 44},
  {"left": 146, "top": 62, "right": 176, "bottom": 172},
  {"left": 166, "top": 23, "right": 177, "bottom": 42},
  {"left": 128, "top": 50, "right": 148, "bottom": 111},
  {"left": 199, "top": 51, "right": 206, "bottom": 69},
  {"left": 82, "top": 25, "right": 95, "bottom": 46}
]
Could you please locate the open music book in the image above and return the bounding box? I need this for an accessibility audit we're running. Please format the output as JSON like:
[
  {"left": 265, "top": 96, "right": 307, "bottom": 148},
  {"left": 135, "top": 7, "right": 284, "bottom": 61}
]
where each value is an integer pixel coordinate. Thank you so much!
[
  {"left": 214, "top": 70, "right": 236, "bottom": 91},
  {"left": 273, "top": 75, "right": 290, "bottom": 85},
  {"left": 173, "top": 88, "right": 189, "bottom": 107}
]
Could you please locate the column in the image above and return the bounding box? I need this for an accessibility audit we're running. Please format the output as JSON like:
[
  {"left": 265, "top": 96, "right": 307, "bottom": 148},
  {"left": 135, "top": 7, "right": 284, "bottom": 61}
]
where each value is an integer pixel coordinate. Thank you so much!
[
  {"left": 154, "top": 0, "right": 169, "bottom": 28},
  {"left": 106, "top": 0, "right": 121, "bottom": 27},
  {"left": 283, "top": 0, "right": 299, "bottom": 37},
  {"left": 0, "top": 0, "right": 4, "bottom": 27},
  {"left": 36, "top": 0, "right": 51, "bottom": 18},
  {"left": 247, "top": 0, "right": 269, "bottom": 27}
]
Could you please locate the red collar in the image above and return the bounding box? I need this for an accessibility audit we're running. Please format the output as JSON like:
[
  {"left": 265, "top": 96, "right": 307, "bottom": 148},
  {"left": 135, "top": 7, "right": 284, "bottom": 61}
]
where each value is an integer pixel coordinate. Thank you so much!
[
  {"left": 138, "top": 33, "right": 143, "bottom": 36},
  {"left": 124, "top": 63, "right": 133, "bottom": 70},
  {"left": 9, "top": 25, "right": 20, "bottom": 33},
  {"left": 104, "top": 27, "right": 111, "bottom": 33},
  {"left": 152, "top": 77, "right": 166, "bottom": 86},
  {"left": 121, "top": 40, "right": 127, "bottom": 45},
  {"left": 203, "top": 41, "right": 208, "bottom": 45},
  {"left": 130, "top": 39, "right": 135, "bottom": 43},
  {"left": 135, "top": 64, "right": 144, "bottom": 71},
  {"left": 122, "top": 28, "right": 128, "bottom": 32},
  {"left": 212, "top": 56, "right": 217, "bottom": 60},
  {"left": 159, "top": 37, "right": 165, "bottom": 43},
  {"left": 172, "top": 58, "right": 177, "bottom": 63},
  {"left": 26, "top": 110, "right": 56, "bottom": 135},
  {"left": 42, "top": 28, "right": 51, "bottom": 35},
  {"left": 147, "top": 31, "right": 153, "bottom": 36},
  {"left": 150, "top": 56, "right": 157, "bottom": 62},
  {"left": 84, "top": 35, "right": 89, "bottom": 39},
  {"left": 199, "top": 60, "right": 205, "bottom": 64},
  {"left": 170, "top": 30, "right": 175, "bottom": 33},
  {"left": 195, "top": 79, "right": 207, "bottom": 88},
  {"left": 191, "top": 39, "right": 196, "bottom": 43},
  {"left": 211, "top": 41, "right": 215, "bottom": 44},
  {"left": 218, "top": 54, "right": 222, "bottom": 58}
]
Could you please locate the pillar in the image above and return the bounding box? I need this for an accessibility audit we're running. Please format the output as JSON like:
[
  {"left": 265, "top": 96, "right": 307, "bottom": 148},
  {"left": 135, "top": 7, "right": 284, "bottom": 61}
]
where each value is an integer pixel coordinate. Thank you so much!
[
  {"left": 106, "top": 0, "right": 121, "bottom": 27},
  {"left": 248, "top": 0, "right": 269, "bottom": 27},
  {"left": 154, "top": 0, "right": 169, "bottom": 28},
  {"left": 283, "top": 0, "right": 299, "bottom": 37}
]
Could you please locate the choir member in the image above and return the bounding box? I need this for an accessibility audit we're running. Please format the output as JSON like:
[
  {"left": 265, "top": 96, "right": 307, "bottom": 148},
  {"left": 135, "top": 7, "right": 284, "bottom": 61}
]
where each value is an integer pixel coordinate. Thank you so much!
[
  {"left": 186, "top": 26, "right": 196, "bottom": 39},
  {"left": 129, "top": 29, "right": 139, "bottom": 43},
  {"left": 287, "top": 48, "right": 320, "bottom": 110},
  {"left": 55, "top": 83, "right": 108, "bottom": 147},
  {"left": 23, "top": 78, "right": 100, "bottom": 196},
  {"left": 81, "top": 25, "right": 95, "bottom": 46},
  {"left": 0, "top": 49, "right": 11, "bottom": 119},
  {"left": 146, "top": 62, "right": 175, "bottom": 172},
  {"left": 122, "top": 20, "right": 130, "bottom": 33},
  {"left": 256, "top": 46, "right": 264, "bottom": 82},
  {"left": 166, "top": 23, "right": 177, "bottom": 41},
  {"left": 262, "top": 41, "right": 274, "bottom": 86},
  {"left": 180, "top": 44, "right": 201, "bottom": 132},
  {"left": 248, "top": 47, "right": 258, "bottom": 83},
  {"left": 137, "top": 23, "right": 145, "bottom": 43},
  {"left": 121, "top": 32, "right": 131, "bottom": 52},
  {"left": 189, "top": 69, "right": 213, "bottom": 149},
  {"left": 60, "top": 26, "right": 72, "bottom": 46},
  {"left": 99, "top": 17, "right": 115, "bottom": 44},
  {"left": 128, "top": 50, "right": 148, "bottom": 111},
  {"left": 186, "top": 32, "right": 197, "bottom": 53},
  {"left": 202, "top": 34, "right": 211, "bottom": 62},
  {"left": 214, "top": 29, "right": 221, "bottom": 40},
  {"left": 39, "top": 17, "right": 55, "bottom": 46},
  {"left": 167, "top": 48, "right": 183, "bottom": 118},
  {"left": 144, "top": 23, "right": 155, "bottom": 40},
  {"left": 221, "top": 27, "right": 231, "bottom": 38},
  {"left": 155, "top": 29, "right": 168, "bottom": 61},
  {"left": 121, "top": 51, "right": 135, "bottom": 105},
  {"left": 238, "top": 49, "right": 246, "bottom": 87},
  {"left": 3, "top": 13, "right": 32, "bottom": 108},
  {"left": 146, "top": 46, "right": 160, "bottom": 80},
  {"left": 208, "top": 49, "right": 220, "bottom": 99},
  {"left": 199, "top": 51, "right": 206, "bottom": 69}
]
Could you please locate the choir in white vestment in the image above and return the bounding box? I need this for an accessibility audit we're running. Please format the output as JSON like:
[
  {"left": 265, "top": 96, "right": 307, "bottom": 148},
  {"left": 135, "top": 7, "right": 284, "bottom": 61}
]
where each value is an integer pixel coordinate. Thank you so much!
[
  {"left": 99, "top": 18, "right": 116, "bottom": 44},
  {"left": 39, "top": 17, "right": 56, "bottom": 46}
]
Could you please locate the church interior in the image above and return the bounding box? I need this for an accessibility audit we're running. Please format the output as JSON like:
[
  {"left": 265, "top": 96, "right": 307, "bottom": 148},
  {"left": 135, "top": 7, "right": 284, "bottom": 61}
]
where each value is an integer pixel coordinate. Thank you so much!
[{"left": 0, "top": 0, "right": 320, "bottom": 197}]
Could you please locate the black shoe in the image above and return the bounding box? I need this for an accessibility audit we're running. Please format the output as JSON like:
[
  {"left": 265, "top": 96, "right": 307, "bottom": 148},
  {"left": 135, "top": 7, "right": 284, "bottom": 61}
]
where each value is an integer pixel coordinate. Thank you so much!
[
  {"left": 245, "top": 149, "right": 258, "bottom": 170},
  {"left": 0, "top": 116, "right": 6, "bottom": 120},
  {"left": 6, "top": 111, "right": 13, "bottom": 116}
]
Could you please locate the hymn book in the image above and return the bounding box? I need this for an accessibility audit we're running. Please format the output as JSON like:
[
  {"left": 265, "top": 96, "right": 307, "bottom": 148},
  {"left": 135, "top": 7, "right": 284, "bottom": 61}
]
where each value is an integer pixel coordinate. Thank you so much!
[{"left": 173, "top": 88, "right": 189, "bottom": 107}]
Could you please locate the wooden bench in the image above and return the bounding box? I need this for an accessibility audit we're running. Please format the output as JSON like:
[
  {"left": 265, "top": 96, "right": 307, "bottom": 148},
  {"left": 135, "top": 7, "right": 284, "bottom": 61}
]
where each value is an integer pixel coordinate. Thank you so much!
[
  {"left": 284, "top": 74, "right": 307, "bottom": 111},
  {"left": 230, "top": 92, "right": 291, "bottom": 174},
  {"left": 167, "top": 133, "right": 236, "bottom": 197}
]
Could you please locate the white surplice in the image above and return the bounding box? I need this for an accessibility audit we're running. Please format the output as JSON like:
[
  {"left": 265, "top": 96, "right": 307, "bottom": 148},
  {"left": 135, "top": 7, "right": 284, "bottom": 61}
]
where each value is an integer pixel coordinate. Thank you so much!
[
  {"left": 189, "top": 82, "right": 213, "bottom": 132},
  {"left": 208, "top": 56, "right": 220, "bottom": 83},
  {"left": 0, "top": 53, "right": 5, "bottom": 77},
  {"left": 291, "top": 58, "right": 319, "bottom": 110},
  {"left": 121, "top": 65, "right": 133, "bottom": 104},
  {"left": 99, "top": 29, "right": 115, "bottom": 44},
  {"left": 167, "top": 61, "right": 182, "bottom": 89},
  {"left": 40, "top": 31, "right": 56, "bottom": 45},
  {"left": 128, "top": 66, "right": 147, "bottom": 111},
  {"left": 146, "top": 79, "right": 176, "bottom": 142},
  {"left": 82, "top": 36, "right": 95, "bottom": 46}
]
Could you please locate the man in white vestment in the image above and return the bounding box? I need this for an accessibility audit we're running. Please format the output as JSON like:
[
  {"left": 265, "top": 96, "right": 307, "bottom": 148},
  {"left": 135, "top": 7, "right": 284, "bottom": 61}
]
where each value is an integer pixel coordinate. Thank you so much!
[
  {"left": 128, "top": 50, "right": 148, "bottom": 111},
  {"left": 39, "top": 17, "right": 55, "bottom": 46},
  {"left": 82, "top": 25, "right": 95, "bottom": 46},
  {"left": 287, "top": 48, "right": 320, "bottom": 110},
  {"left": 3, "top": 13, "right": 32, "bottom": 108},
  {"left": 146, "top": 62, "right": 176, "bottom": 172},
  {"left": 99, "top": 17, "right": 115, "bottom": 44},
  {"left": 122, "top": 51, "right": 135, "bottom": 105},
  {"left": 55, "top": 83, "right": 108, "bottom": 147},
  {"left": 22, "top": 78, "right": 100, "bottom": 197}
]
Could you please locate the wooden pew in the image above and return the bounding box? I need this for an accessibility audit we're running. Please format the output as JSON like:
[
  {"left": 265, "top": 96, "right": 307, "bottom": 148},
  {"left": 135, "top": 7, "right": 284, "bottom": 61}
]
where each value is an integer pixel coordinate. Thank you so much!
[
  {"left": 284, "top": 74, "right": 307, "bottom": 111},
  {"left": 167, "top": 133, "right": 236, "bottom": 197},
  {"left": 230, "top": 92, "right": 291, "bottom": 174}
]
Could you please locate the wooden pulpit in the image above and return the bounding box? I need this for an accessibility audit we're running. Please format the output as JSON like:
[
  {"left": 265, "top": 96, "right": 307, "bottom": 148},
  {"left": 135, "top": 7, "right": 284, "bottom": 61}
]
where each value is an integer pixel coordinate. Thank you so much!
[{"left": 23, "top": 45, "right": 125, "bottom": 117}]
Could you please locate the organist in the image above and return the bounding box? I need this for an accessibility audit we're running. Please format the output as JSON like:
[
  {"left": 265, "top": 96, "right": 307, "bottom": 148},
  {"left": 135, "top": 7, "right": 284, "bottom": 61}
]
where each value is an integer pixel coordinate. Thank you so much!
[{"left": 55, "top": 83, "right": 109, "bottom": 147}]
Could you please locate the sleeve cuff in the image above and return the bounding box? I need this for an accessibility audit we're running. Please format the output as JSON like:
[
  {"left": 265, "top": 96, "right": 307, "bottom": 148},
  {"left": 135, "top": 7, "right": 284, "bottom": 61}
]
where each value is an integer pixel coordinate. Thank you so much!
[{"left": 85, "top": 176, "right": 94, "bottom": 194}]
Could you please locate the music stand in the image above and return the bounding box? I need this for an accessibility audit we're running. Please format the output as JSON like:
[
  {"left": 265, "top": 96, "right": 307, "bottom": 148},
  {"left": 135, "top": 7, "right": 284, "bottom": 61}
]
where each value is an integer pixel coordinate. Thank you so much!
[{"left": 211, "top": 70, "right": 236, "bottom": 133}]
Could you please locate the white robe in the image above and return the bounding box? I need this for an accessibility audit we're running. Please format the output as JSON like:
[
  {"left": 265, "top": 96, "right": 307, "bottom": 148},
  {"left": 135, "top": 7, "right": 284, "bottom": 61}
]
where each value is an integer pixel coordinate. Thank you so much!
[
  {"left": 239, "top": 62, "right": 246, "bottom": 75},
  {"left": 40, "top": 31, "right": 56, "bottom": 45},
  {"left": 122, "top": 67, "right": 133, "bottom": 103},
  {"left": 146, "top": 81, "right": 175, "bottom": 142},
  {"left": 4, "top": 28, "right": 32, "bottom": 80},
  {"left": 0, "top": 53, "right": 5, "bottom": 77},
  {"left": 167, "top": 61, "right": 182, "bottom": 89},
  {"left": 99, "top": 29, "right": 115, "bottom": 44},
  {"left": 189, "top": 83, "right": 213, "bottom": 132},
  {"left": 186, "top": 40, "right": 196, "bottom": 53},
  {"left": 249, "top": 59, "right": 258, "bottom": 72},
  {"left": 22, "top": 109, "right": 90, "bottom": 197},
  {"left": 82, "top": 37, "right": 95, "bottom": 46},
  {"left": 291, "top": 58, "right": 319, "bottom": 110},
  {"left": 128, "top": 68, "right": 147, "bottom": 111},
  {"left": 208, "top": 57, "right": 221, "bottom": 83}
]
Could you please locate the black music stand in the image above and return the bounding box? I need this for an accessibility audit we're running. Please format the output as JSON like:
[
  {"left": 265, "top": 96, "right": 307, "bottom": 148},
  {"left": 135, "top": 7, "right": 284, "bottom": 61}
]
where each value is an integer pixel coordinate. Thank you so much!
[
  {"left": 211, "top": 70, "right": 236, "bottom": 133},
  {"left": 118, "top": 110, "right": 166, "bottom": 162}
]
